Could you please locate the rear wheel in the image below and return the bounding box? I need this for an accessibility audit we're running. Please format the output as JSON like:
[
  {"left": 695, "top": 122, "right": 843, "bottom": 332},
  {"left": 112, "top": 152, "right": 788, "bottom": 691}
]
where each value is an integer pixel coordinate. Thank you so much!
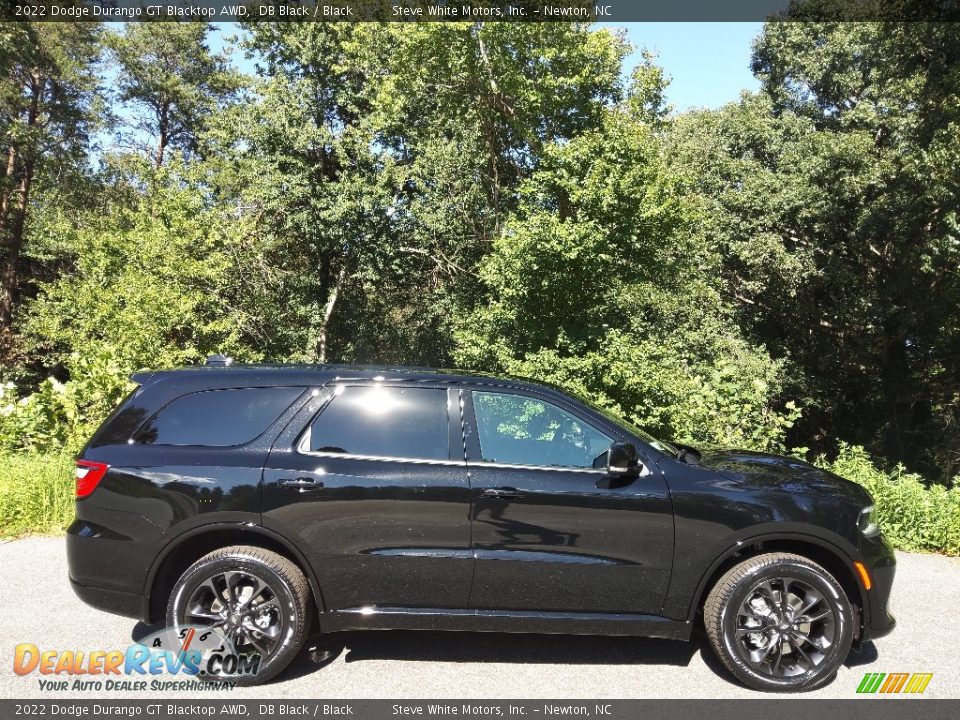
[
  {"left": 704, "top": 552, "right": 854, "bottom": 692},
  {"left": 167, "top": 545, "right": 311, "bottom": 685}
]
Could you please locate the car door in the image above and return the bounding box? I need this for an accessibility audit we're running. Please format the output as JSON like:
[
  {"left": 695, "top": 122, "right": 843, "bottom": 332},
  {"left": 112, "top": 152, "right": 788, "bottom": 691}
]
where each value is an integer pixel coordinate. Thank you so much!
[
  {"left": 463, "top": 386, "right": 674, "bottom": 615},
  {"left": 260, "top": 381, "right": 473, "bottom": 611}
]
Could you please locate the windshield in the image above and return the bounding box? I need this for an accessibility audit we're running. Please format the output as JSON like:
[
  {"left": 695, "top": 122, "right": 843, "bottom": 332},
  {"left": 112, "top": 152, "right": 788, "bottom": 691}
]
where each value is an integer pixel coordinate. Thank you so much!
[{"left": 568, "top": 392, "right": 680, "bottom": 458}]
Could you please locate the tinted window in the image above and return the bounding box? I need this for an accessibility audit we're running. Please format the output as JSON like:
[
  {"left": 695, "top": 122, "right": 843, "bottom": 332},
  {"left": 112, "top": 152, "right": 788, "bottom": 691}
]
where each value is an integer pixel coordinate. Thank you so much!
[
  {"left": 307, "top": 386, "right": 449, "bottom": 460},
  {"left": 472, "top": 391, "right": 611, "bottom": 469},
  {"left": 137, "top": 387, "right": 304, "bottom": 446}
]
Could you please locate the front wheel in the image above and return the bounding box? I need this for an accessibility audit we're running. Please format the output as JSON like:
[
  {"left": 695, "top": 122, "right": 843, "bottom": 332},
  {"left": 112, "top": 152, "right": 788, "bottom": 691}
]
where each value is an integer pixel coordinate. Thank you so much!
[
  {"left": 167, "top": 545, "right": 311, "bottom": 685},
  {"left": 704, "top": 552, "right": 854, "bottom": 692}
]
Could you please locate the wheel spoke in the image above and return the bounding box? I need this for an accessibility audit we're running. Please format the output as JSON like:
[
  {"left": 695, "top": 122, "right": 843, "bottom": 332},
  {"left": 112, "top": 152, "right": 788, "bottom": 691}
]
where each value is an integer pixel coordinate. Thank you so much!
[
  {"left": 780, "top": 578, "right": 792, "bottom": 615},
  {"left": 755, "top": 581, "right": 777, "bottom": 606},
  {"left": 178, "top": 565, "right": 287, "bottom": 666},
  {"left": 771, "top": 638, "right": 786, "bottom": 676},
  {"left": 242, "top": 577, "right": 267, "bottom": 608},
  {"left": 801, "top": 609, "right": 831, "bottom": 623},
  {"left": 196, "top": 578, "right": 223, "bottom": 604},
  {"left": 791, "top": 628, "right": 821, "bottom": 650},
  {"left": 248, "top": 631, "right": 271, "bottom": 656},
  {"left": 791, "top": 635, "right": 814, "bottom": 669},
  {"left": 797, "top": 589, "right": 824, "bottom": 616},
  {"left": 223, "top": 571, "right": 245, "bottom": 603},
  {"left": 186, "top": 607, "right": 221, "bottom": 622},
  {"left": 252, "top": 598, "right": 281, "bottom": 615}
]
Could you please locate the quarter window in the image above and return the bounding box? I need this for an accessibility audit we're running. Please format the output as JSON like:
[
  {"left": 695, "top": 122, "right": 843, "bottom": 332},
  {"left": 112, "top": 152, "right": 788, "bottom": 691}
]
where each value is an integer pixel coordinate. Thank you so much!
[
  {"left": 136, "top": 387, "right": 304, "bottom": 446},
  {"left": 307, "top": 386, "right": 450, "bottom": 461},
  {"left": 472, "top": 391, "right": 612, "bottom": 469}
]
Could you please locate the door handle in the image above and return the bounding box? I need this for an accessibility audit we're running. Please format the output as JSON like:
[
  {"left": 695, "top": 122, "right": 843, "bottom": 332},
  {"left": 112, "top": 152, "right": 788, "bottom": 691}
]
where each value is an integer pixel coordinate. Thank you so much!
[
  {"left": 480, "top": 487, "right": 524, "bottom": 500},
  {"left": 278, "top": 477, "right": 324, "bottom": 489}
]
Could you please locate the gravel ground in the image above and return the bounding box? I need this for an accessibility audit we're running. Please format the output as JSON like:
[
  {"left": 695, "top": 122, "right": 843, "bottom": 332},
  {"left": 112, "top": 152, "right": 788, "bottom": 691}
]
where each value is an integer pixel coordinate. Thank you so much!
[{"left": 1, "top": 536, "right": 957, "bottom": 699}]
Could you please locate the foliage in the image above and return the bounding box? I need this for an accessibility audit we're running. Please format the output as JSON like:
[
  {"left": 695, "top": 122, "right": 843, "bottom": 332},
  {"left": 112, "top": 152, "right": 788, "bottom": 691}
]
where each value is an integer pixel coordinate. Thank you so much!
[
  {"left": 0, "top": 451, "right": 73, "bottom": 537},
  {"left": 201, "top": 22, "right": 628, "bottom": 364},
  {"left": 0, "top": 158, "right": 263, "bottom": 453},
  {"left": 107, "top": 23, "right": 242, "bottom": 167},
  {"left": 826, "top": 445, "right": 960, "bottom": 556},
  {"left": 672, "top": 23, "right": 960, "bottom": 481},
  {"left": 455, "top": 109, "right": 798, "bottom": 451},
  {"left": 0, "top": 351, "right": 132, "bottom": 454},
  {"left": 0, "top": 22, "right": 103, "bottom": 332}
]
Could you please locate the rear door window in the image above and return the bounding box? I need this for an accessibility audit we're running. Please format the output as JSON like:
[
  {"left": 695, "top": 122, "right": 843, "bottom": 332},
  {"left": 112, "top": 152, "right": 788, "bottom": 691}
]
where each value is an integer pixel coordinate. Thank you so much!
[
  {"left": 305, "top": 385, "right": 450, "bottom": 461},
  {"left": 136, "top": 387, "right": 304, "bottom": 446}
]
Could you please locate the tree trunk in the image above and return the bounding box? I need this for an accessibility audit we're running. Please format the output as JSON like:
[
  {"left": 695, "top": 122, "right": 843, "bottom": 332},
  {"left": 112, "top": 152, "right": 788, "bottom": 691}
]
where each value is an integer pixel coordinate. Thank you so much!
[
  {"left": 0, "top": 73, "right": 40, "bottom": 331},
  {"left": 155, "top": 104, "right": 170, "bottom": 169},
  {"left": 155, "top": 132, "right": 167, "bottom": 169},
  {"left": 0, "top": 145, "right": 17, "bottom": 237},
  {"left": 0, "top": 161, "right": 33, "bottom": 328},
  {"left": 312, "top": 264, "right": 347, "bottom": 363}
]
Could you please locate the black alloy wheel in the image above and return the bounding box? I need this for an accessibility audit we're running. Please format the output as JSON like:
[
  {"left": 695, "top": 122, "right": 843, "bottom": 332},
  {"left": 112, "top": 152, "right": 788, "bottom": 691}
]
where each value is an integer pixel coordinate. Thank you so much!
[
  {"left": 167, "top": 546, "right": 311, "bottom": 685},
  {"left": 734, "top": 576, "right": 837, "bottom": 677},
  {"left": 704, "top": 552, "right": 854, "bottom": 692}
]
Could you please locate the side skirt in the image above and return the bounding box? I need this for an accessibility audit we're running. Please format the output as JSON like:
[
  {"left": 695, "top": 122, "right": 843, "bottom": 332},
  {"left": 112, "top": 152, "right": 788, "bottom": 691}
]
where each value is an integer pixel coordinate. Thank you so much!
[{"left": 320, "top": 606, "right": 692, "bottom": 640}]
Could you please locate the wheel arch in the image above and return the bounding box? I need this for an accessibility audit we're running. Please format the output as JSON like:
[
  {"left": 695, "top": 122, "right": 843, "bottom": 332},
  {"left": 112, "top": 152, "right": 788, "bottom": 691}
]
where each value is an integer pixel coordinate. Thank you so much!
[
  {"left": 688, "top": 532, "right": 869, "bottom": 636},
  {"left": 145, "top": 523, "right": 327, "bottom": 624}
]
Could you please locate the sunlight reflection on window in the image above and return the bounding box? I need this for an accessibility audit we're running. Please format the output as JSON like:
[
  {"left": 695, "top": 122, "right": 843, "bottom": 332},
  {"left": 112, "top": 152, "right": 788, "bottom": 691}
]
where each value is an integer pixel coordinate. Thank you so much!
[{"left": 351, "top": 386, "right": 406, "bottom": 416}]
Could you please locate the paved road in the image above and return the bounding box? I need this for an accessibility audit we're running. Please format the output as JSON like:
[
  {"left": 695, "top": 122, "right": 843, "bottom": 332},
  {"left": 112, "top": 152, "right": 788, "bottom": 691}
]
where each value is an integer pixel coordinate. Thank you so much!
[{"left": 0, "top": 537, "right": 956, "bottom": 699}]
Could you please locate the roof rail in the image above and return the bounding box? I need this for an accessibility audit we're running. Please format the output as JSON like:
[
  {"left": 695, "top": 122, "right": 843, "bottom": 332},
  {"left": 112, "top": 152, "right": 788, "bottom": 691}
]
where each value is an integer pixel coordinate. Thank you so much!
[{"left": 205, "top": 354, "right": 233, "bottom": 367}]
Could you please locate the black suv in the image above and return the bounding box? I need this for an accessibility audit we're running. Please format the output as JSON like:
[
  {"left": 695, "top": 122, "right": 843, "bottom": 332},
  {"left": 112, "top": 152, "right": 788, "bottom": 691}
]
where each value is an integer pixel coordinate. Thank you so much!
[{"left": 68, "top": 362, "right": 895, "bottom": 691}]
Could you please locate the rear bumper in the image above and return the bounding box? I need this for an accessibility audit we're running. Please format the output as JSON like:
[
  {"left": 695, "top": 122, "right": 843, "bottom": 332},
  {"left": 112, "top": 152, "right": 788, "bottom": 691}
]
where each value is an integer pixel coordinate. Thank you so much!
[
  {"left": 69, "top": 577, "right": 145, "bottom": 620},
  {"left": 66, "top": 516, "right": 155, "bottom": 622}
]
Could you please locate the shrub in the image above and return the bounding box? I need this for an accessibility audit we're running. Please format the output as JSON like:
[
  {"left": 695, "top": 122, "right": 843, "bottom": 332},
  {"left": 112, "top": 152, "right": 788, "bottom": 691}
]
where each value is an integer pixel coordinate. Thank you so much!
[
  {"left": 0, "top": 350, "right": 133, "bottom": 456},
  {"left": 0, "top": 452, "right": 74, "bottom": 537},
  {"left": 826, "top": 444, "right": 960, "bottom": 556}
]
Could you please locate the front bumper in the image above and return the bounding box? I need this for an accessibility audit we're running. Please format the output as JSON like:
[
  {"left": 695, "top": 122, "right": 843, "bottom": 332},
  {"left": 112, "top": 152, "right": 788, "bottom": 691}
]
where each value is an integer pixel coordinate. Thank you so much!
[{"left": 858, "top": 532, "right": 897, "bottom": 641}]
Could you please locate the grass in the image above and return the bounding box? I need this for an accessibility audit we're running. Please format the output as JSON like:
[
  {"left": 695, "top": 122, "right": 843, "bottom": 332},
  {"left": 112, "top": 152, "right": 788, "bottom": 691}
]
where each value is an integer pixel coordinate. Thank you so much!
[{"left": 0, "top": 452, "right": 74, "bottom": 538}]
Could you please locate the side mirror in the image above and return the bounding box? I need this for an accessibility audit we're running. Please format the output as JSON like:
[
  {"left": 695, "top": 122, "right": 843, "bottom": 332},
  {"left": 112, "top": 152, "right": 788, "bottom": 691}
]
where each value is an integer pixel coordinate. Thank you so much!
[{"left": 597, "top": 442, "right": 641, "bottom": 489}]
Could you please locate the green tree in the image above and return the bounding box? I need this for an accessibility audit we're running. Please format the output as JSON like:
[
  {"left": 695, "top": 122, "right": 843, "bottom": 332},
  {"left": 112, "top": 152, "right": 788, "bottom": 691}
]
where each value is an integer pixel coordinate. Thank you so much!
[
  {"left": 108, "top": 23, "right": 240, "bottom": 168},
  {"left": 672, "top": 22, "right": 960, "bottom": 479},
  {"left": 204, "top": 21, "right": 627, "bottom": 365},
  {"left": 455, "top": 108, "right": 796, "bottom": 450},
  {"left": 11, "top": 156, "right": 259, "bottom": 452},
  {"left": 0, "top": 22, "right": 102, "bottom": 336}
]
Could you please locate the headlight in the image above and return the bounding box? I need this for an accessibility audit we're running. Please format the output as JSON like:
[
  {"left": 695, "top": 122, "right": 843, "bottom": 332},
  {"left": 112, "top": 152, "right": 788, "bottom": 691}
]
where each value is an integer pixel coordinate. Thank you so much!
[{"left": 858, "top": 505, "right": 879, "bottom": 537}]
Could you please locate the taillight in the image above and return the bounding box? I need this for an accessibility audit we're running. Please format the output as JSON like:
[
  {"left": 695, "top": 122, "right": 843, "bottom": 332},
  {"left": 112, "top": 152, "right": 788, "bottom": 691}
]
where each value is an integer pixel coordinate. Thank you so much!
[{"left": 75, "top": 460, "right": 109, "bottom": 499}]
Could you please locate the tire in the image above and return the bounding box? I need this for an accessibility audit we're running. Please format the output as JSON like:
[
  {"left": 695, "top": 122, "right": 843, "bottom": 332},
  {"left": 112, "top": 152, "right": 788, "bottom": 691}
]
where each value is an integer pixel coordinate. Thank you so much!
[
  {"left": 167, "top": 545, "right": 311, "bottom": 686},
  {"left": 704, "top": 552, "right": 853, "bottom": 692}
]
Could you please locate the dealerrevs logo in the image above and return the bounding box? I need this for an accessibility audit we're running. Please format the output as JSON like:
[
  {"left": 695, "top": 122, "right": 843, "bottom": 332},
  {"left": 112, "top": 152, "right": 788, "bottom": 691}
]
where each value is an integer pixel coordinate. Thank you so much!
[{"left": 13, "top": 625, "right": 260, "bottom": 691}]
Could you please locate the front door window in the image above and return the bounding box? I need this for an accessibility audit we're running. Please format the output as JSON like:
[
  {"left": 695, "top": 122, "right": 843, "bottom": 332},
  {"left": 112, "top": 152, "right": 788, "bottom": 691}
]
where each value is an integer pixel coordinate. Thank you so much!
[{"left": 472, "top": 391, "right": 611, "bottom": 469}]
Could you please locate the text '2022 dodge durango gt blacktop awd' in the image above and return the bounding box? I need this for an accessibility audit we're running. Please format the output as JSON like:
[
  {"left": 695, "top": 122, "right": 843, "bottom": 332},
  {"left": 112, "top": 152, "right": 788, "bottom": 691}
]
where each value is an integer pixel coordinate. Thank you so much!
[{"left": 67, "top": 362, "right": 895, "bottom": 691}]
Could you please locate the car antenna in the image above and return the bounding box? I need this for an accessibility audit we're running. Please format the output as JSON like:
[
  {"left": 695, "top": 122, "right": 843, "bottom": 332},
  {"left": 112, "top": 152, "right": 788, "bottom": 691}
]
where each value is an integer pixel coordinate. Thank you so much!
[{"left": 205, "top": 354, "right": 233, "bottom": 367}]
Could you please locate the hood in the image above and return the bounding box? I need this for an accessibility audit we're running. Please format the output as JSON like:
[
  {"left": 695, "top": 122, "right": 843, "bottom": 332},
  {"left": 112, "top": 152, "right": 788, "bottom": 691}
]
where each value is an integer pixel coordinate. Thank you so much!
[{"left": 697, "top": 449, "right": 871, "bottom": 505}]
